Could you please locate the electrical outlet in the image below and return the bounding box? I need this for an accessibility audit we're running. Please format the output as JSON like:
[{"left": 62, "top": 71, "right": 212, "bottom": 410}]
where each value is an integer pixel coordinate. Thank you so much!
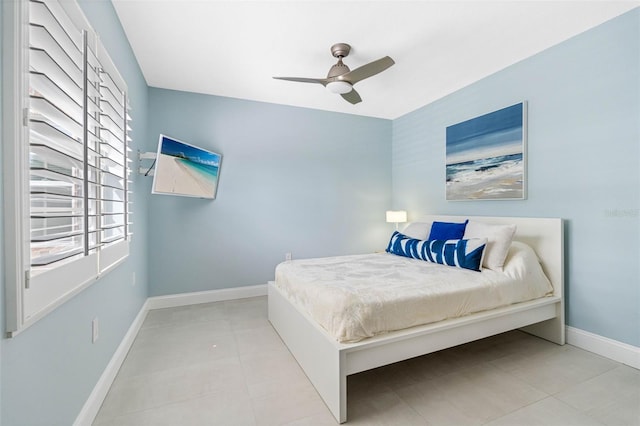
[
  {"left": 92, "top": 318, "right": 99, "bottom": 343},
  {"left": 285, "top": 252, "right": 292, "bottom": 261}
]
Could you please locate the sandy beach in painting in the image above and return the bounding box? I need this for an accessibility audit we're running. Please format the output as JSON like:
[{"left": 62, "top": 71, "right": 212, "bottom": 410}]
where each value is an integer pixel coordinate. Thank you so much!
[
  {"left": 446, "top": 153, "right": 523, "bottom": 200},
  {"left": 153, "top": 153, "right": 217, "bottom": 198}
]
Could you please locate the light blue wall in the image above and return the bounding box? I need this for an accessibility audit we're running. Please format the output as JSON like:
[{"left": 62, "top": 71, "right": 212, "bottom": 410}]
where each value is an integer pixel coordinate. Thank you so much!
[
  {"left": 392, "top": 9, "right": 639, "bottom": 346},
  {"left": 0, "top": 3, "right": 637, "bottom": 425},
  {"left": 146, "top": 88, "right": 392, "bottom": 296},
  {"left": 0, "top": 1, "right": 149, "bottom": 425}
]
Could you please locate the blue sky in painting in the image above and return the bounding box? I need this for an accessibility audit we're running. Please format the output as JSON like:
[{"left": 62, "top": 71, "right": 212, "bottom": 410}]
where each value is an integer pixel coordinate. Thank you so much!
[
  {"left": 159, "top": 135, "right": 221, "bottom": 167},
  {"left": 446, "top": 103, "right": 523, "bottom": 165}
]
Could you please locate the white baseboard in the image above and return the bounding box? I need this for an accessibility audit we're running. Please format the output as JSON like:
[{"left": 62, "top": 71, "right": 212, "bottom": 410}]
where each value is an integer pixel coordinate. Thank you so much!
[
  {"left": 73, "top": 299, "right": 150, "bottom": 426},
  {"left": 566, "top": 326, "right": 640, "bottom": 369},
  {"left": 146, "top": 284, "right": 267, "bottom": 310}
]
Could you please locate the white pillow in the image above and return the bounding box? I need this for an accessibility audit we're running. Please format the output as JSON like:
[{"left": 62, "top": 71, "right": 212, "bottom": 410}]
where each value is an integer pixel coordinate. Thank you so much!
[
  {"left": 502, "top": 241, "right": 553, "bottom": 294},
  {"left": 463, "top": 221, "right": 516, "bottom": 270},
  {"left": 400, "top": 222, "right": 431, "bottom": 240}
]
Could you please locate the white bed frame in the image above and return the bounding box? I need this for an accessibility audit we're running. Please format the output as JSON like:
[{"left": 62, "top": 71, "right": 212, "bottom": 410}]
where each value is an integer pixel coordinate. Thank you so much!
[{"left": 268, "top": 215, "right": 564, "bottom": 423}]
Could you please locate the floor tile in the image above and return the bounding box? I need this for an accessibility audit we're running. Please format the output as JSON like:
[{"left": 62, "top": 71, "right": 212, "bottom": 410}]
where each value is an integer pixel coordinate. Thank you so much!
[
  {"left": 93, "top": 297, "right": 638, "bottom": 426},
  {"left": 347, "top": 389, "right": 429, "bottom": 426},
  {"left": 587, "top": 393, "right": 640, "bottom": 426},
  {"left": 94, "top": 389, "right": 256, "bottom": 426},
  {"left": 99, "top": 356, "right": 247, "bottom": 418},
  {"left": 117, "top": 331, "right": 239, "bottom": 378},
  {"left": 396, "top": 383, "right": 481, "bottom": 426},
  {"left": 496, "top": 345, "right": 619, "bottom": 394},
  {"left": 141, "top": 302, "right": 229, "bottom": 329},
  {"left": 234, "top": 324, "right": 287, "bottom": 355},
  {"left": 396, "top": 362, "right": 547, "bottom": 424},
  {"left": 225, "top": 297, "right": 271, "bottom": 331},
  {"left": 279, "top": 410, "right": 338, "bottom": 426},
  {"left": 251, "top": 386, "right": 328, "bottom": 426},
  {"left": 484, "top": 396, "right": 605, "bottom": 426},
  {"left": 246, "top": 364, "right": 314, "bottom": 400},
  {"left": 239, "top": 347, "right": 304, "bottom": 387},
  {"left": 555, "top": 365, "right": 640, "bottom": 426}
]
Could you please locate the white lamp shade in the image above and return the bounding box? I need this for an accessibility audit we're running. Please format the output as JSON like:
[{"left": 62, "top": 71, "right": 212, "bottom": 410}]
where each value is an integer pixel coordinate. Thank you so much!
[
  {"left": 386, "top": 210, "right": 407, "bottom": 223},
  {"left": 326, "top": 80, "right": 352, "bottom": 94}
]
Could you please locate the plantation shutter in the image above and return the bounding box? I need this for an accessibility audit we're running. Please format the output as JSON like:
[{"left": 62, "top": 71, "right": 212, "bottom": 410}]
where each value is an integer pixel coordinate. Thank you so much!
[
  {"left": 96, "top": 46, "right": 132, "bottom": 271},
  {"left": 15, "top": 0, "right": 132, "bottom": 328},
  {"left": 28, "top": 0, "right": 86, "bottom": 269}
]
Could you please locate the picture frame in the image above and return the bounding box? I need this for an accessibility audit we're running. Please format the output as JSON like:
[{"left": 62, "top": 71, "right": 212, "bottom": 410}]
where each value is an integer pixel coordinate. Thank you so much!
[
  {"left": 152, "top": 134, "right": 222, "bottom": 199},
  {"left": 445, "top": 102, "right": 527, "bottom": 201}
]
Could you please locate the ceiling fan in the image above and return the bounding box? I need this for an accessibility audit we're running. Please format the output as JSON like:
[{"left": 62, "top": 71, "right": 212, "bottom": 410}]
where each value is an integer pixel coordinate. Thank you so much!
[{"left": 273, "top": 43, "right": 395, "bottom": 105}]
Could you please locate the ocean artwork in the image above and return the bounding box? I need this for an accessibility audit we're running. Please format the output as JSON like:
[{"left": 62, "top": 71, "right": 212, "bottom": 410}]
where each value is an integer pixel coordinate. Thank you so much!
[
  {"left": 152, "top": 135, "right": 222, "bottom": 199},
  {"left": 446, "top": 102, "right": 526, "bottom": 200}
]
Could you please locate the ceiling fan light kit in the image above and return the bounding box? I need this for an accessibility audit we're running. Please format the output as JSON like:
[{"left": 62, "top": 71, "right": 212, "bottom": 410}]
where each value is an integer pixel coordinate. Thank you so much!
[
  {"left": 326, "top": 80, "right": 353, "bottom": 94},
  {"left": 273, "top": 43, "right": 394, "bottom": 104}
]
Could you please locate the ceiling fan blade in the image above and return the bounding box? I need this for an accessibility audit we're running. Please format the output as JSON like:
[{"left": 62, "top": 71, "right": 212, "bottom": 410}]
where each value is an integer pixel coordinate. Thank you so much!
[
  {"left": 341, "top": 56, "right": 395, "bottom": 84},
  {"left": 273, "top": 76, "right": 328, "bottom": 86},
  {"left": 341, "top": 89, "right": 362, "bottom": 105}
]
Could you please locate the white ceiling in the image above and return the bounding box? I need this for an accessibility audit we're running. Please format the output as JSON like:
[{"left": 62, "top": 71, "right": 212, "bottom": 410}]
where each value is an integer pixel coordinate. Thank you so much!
[{"left": 112, "top": 1, "right": 638, "bottom": 119}]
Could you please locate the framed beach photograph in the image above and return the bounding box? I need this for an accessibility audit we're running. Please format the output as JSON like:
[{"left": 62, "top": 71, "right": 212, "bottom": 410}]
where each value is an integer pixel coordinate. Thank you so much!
[
  {"left": 445, "top": 102, "right": 527, "bottom": 201},
  {"left": 152, "top": 134, "right": 222, "bottom": 199}
]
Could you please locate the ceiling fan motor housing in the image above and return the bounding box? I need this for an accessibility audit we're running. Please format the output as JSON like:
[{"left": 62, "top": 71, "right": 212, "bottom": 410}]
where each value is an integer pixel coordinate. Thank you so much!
[
  {"left": 327, "top": 60, "right": 351, "bottom": 78},
  {"left": 330, "top": 43, "right": 351, "bottom": 58},
  {"left": 328, "top": 43, "right": 352, "bottom": 79}
]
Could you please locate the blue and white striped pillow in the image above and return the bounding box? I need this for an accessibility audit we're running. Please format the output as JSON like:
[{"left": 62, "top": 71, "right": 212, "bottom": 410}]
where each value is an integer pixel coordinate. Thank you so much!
[{"left": 386, "top": 231, "right": 487, "bottom": 272}]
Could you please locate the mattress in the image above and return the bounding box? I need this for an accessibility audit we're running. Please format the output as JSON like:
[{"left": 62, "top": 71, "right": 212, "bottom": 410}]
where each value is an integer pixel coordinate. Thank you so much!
[{"left": 274, "top": 242, "right": 553, "bottom": 343}]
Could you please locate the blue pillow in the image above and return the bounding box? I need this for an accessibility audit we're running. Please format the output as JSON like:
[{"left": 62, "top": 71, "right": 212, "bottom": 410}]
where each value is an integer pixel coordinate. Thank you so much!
[
  {"left": 386, "top": 231, "right": 486, "bottom": 272},
  {"left": 428, "top": 220, "right": 469, "bottom": 240}
]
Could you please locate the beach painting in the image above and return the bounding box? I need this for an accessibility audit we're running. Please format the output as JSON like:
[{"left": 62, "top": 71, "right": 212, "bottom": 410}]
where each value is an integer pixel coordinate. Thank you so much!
[
  {"left": 152, "top": 135, "right": 222, "bottom": 199},
  {"left": 446, "top": 102, "right": 526, "bottom": 200}
]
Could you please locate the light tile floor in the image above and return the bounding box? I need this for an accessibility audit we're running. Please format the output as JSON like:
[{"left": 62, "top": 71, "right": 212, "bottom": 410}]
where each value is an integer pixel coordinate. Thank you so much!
[{"left": 93, "top": 297, "right": 640, "bottom": 426}]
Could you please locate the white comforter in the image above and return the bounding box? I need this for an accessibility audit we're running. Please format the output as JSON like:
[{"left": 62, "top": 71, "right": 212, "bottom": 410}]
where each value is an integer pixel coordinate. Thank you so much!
[{"left": 274, "top": 242, "right": 553, "bottom": 343}]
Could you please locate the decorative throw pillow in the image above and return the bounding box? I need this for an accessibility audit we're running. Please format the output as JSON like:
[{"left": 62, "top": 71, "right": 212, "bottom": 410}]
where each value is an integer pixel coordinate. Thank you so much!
[
  {"left": 428, "top": 220, "right": 469, "bottom": 241},
  {"left": 386, "top": 231, "right": 487, "bottom": 272},
  {"left": 463, "top": 221, "right": 516, "bottom": 270},
  {"left": 400, "top": 222, "right": 432, "bottom": 240}
]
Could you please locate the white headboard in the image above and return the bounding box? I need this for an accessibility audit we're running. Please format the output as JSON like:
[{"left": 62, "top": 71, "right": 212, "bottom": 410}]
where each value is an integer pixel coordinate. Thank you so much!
[{"left": 416, "top": 215, "right": 564, "bottom": 299}]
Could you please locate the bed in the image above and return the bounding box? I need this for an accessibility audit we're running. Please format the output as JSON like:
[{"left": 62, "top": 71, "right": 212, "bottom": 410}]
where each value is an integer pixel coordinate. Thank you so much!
[{"left": 268, "top": 215, "right": 564, "bottom": 423}]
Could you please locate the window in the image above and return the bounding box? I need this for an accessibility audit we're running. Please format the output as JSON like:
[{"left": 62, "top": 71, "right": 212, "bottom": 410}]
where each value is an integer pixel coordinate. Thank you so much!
[{"left": 2, "top": 0, "right": 132, "bottom": 335}]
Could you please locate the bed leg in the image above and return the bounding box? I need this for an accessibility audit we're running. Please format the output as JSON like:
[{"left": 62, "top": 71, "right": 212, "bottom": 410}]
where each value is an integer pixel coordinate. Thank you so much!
[
  {"left": 521, "top": 302, "right": 565, "bottom": 345},
  {"left": 338, "top": 359, "right": 347, "bottom": 423},
  {"left": 310, "top": 351, "right": 347, "bottom": 423},
  {"left": 322, "top": 363, "right": 347, "bottom": 423},
  {"left": 268, "top": 283, "right": 348, "bottom": 423}
]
